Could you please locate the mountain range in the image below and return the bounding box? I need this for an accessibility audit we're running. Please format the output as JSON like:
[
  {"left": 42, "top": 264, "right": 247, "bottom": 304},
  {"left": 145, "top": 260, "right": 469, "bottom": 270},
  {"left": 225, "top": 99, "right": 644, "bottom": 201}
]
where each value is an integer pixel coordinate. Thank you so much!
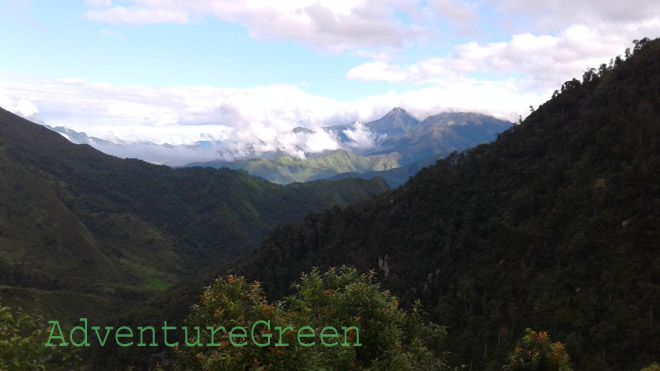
[
  {"left": 186, "top": 109, "right": 512, "bottom": 186},
  {"left": 47, "top": 108, "right": 511, "bottom": 188},
  {"left": 105, "top": 38, "right": 660, "bottom": 370}
]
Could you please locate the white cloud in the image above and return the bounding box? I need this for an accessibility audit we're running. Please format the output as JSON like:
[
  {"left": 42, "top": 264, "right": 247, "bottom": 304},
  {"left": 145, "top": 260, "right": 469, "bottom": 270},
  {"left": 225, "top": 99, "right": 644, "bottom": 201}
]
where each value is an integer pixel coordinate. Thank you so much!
[
  {"left": 85, "top": 0, "right": 112, "bottom": 7},
  {"left": 346, "top": 62, "right": 410, "bottom": 83},
  {"left": 347, "top": 18, "right": 660, "bottom": 93},
  {"left": 83, "top": 0, "right": 659, "bottom": 55},
  {"left": 0, "top": 76, "right": 355, "bottom": 162},
  {"left": 423, "top": 0, "right": 477, "bottom": 34},
  {"left": 487, "top": 0, "right": 660, "bottom": 34},
  {"left": 15, "top": 98, "right": 40, "bottom": 119},
  {"left": 0, "top": 74, "right": 530, "bottom": 164},
  {"left": 0, "top": 88, "right": 43, "bottom": 123},
  {"left": 429, "top": 0, "right": 475, "bottom": 22},
  {"left": 84, "top": 0, "right": 440, "bottom": 52},
  {"left": 343, "top": 122, "right": 378, "bottom": 150}
]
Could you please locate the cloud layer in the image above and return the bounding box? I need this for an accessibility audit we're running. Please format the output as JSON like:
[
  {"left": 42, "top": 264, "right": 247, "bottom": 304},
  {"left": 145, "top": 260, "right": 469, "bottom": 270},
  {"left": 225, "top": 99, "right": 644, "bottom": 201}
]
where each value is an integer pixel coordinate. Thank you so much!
[{"left": 0, "top": 75, "right": 536, "bottom": 163}]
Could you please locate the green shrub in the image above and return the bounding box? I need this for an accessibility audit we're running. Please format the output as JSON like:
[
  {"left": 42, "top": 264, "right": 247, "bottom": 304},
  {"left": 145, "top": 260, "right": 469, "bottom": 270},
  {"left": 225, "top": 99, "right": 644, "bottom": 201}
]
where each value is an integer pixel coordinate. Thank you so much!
[
  {"left": 0, "top": 298, "right": 82, "bottom": 370},
  {"left": 503, "top": 328, "right": 572, "bottom": 371},
  {"left": 176, "top": 266, "right": 453, "bottom": 370}
]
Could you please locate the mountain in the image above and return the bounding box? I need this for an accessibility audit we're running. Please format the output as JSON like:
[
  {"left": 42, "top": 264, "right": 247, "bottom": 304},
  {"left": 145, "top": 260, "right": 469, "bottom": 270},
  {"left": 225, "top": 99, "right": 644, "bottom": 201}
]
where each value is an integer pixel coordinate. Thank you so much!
[
  {"left": 46, "top": 125, "right": 220, "bottom": 166},
  {"left": 328, "top": 153, "right": 444, "bottom": 188},
  {"left": 230, "top": 38, "right": 660, "bottom": 370},
  {"left": 361, "top": 111, "right": 513, "bottom": 164},
  {"left": 187, "top": 109, "right": 512, "bottom": 184},
  {"left": 325, "top": 106, "right": 422, "bottom": 144},
  {"left": 48, "top": 125, "right": 117, "bottom": 147},
  {"left": 185, "top": 149, "right": 402, "bottom": 184},
  {"left": 0, "top": 108, "right": 388, "bottom": 324},
  {"left": 49, "top": 109, "right": 511, "bottom": 186},
  {"left": 366, "top": 106, "right": 423, "bottom": 136}
]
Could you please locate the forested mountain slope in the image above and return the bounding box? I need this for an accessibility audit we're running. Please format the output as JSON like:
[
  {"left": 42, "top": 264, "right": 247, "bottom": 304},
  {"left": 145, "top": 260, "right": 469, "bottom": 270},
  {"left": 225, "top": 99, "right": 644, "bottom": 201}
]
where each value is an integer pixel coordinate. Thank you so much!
[
  {"left": 0, "top": 108, "right": 388, "bottom": 323},
  {"left": 235, "top": 38, "right": 660, "bottom": 370}
]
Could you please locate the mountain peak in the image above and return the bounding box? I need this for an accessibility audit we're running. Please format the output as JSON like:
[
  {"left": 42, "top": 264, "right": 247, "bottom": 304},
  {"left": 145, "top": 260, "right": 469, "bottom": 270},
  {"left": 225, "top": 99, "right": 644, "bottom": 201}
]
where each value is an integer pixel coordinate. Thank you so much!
[
  {"left": 384, "top": 107, "right": 408, "bottom": 117},
  {"left": 365, "top": 107, "right": 420, "bottom": 136}
]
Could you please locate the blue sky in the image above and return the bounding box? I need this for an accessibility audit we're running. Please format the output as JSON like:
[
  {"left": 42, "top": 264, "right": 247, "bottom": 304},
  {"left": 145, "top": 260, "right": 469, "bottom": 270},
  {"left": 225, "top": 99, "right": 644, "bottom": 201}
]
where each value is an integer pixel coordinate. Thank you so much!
[
  {"left": 1, "top": 0, "right": 423, "bottom": 99},
  {"left": 1, "top": 0, "right": 659, "bottom": 163}
]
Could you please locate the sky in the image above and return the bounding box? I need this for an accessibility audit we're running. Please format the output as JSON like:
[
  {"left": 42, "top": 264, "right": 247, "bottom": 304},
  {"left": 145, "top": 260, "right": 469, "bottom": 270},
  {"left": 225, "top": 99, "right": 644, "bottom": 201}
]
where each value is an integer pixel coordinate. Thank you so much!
[{"left": 0, "top": 0, "right": 659, "bottom": 163}]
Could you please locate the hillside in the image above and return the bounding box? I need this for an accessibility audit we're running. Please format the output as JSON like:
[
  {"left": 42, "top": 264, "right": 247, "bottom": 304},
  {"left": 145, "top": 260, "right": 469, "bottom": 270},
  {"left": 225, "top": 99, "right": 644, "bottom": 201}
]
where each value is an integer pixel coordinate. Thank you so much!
[
  {"left": 329, "top": 153, "right": 444, "bottom": 187},
  {"left": 185, "top": 149, "right": 401, "bottom": 184},
  {"left": 233, "top": 38, "right": 660, "bottom": 370},
  {"left": 0, "top": 108, "right": 388, "bottom": 324}
]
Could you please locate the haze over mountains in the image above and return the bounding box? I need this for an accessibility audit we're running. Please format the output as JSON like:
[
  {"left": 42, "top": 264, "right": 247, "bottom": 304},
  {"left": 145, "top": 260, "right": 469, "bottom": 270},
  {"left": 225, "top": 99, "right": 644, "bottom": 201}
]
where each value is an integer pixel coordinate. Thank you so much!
[{"left": 46, "top": 107, "right": 511, "bottom": 186}]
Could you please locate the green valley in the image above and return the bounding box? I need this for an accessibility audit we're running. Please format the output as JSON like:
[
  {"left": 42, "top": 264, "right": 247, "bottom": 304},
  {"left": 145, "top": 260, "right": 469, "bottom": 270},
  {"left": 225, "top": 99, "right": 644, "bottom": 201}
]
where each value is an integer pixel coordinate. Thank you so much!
[{"left": 0, "top": 108, "right": 388, "bottom": 326}]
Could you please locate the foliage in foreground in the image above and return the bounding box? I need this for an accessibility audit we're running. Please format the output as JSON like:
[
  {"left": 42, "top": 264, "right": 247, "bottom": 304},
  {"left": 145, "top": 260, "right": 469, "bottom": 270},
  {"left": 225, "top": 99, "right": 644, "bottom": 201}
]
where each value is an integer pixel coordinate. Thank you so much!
[
  {"left": 503, "top": 329, "right": 572, "bottom": 371},
  {"left": 176, "top": 266, "right": 453, "bottom": 370},
  {"left": 0, "top": 298, "right": 82, "bottom": 370}
]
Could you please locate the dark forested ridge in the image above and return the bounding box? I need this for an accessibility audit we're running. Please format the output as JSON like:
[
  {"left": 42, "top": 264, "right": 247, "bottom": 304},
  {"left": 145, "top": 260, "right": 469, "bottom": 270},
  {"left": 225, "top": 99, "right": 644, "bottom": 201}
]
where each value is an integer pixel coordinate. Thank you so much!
[
  {"left": 233, "top": 38, "right": 660, "bottom": 370},
  {"left": 0, "top": 108, "right": 388, "bottom": 323}
]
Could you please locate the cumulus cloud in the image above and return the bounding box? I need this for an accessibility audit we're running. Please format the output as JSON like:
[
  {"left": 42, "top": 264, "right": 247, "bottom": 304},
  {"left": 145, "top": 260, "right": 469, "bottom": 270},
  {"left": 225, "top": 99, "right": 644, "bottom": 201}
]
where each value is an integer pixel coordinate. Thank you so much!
[
  {"left": 487, "top": 0, "right": 660, "bottom": 34},
  {"left": 0, "top": 89, "right": 43, "bottom": 124},
  {"left": 84, "top": 0, "right": 659, "bottom": 55},
  {"left": 84, "top": 0, "right": 442, "bottom": 52},
  {"left": 348, "top": 18, "right": 660, "bottom": 93},
  {"left": 347, "top": 59, "right": 453, "bottom": 84}
]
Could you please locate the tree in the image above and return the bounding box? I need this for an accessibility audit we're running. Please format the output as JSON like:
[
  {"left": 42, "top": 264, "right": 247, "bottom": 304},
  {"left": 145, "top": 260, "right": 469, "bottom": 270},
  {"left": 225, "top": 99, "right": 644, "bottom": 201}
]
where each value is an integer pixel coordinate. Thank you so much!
[
  {"left": 503, "top": 329, "right": 572, "bottom": 371},
  {"left": 0, "top": 299, "right": 81, "bottom": 370},
  {"left": 582, "top": 68, "right": 597, "bottom": 83},
  {"left": 176, "top": 266, "right": 453, "bottom": 370},
  {"left": 633, "top": 38, "right": 651, "bottom": 53}
]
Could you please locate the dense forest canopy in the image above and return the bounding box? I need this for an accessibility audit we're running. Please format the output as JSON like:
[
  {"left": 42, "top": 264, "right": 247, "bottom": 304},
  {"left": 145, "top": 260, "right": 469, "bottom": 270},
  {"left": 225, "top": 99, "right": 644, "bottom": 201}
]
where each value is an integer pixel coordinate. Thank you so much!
[{"left": 231, "top": 37, "right": 660, "bottom": 370}]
